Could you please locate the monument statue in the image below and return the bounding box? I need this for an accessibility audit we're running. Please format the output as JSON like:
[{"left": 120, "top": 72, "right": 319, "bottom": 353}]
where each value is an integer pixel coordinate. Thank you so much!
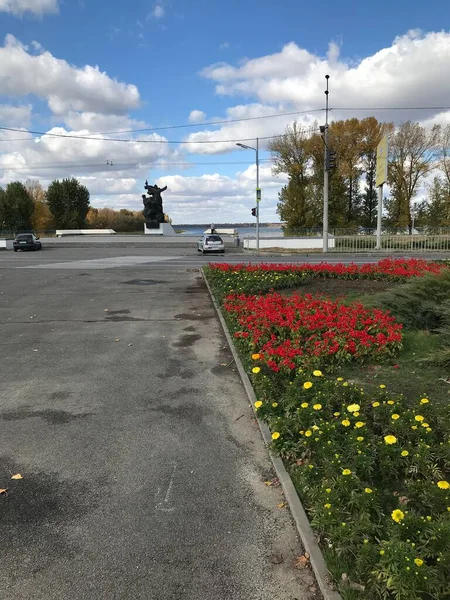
[{"left": 142, "top": 180, "right": 167, "bottom": 229}]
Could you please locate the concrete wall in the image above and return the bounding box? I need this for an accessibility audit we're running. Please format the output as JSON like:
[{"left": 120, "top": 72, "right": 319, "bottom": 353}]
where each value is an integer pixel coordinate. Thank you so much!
[
  {"left": 243, "top": 237, "right": 335, "bottom": 250},
  {"left": 56, "top": 229, "right": 116, "bottom": 237},
  {"left": 0, "top": 239, "right": 13, "bottom": 250}
]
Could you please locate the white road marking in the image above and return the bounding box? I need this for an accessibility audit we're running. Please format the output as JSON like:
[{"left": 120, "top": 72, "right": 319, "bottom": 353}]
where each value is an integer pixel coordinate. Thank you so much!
[
  {"left": 155, "top": 462, "right": 177, "bottom": 512},
  {"left": 17, "top": 256, "right": 183, "bottom": 269}
]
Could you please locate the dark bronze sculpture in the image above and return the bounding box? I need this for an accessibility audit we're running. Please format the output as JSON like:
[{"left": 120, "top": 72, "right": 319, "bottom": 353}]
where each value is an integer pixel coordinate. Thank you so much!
[{"left": 142, "top": 180, "right": 167, "bottom": 229}]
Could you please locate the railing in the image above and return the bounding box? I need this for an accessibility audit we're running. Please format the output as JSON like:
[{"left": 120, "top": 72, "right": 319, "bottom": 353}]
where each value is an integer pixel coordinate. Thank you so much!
[{"left": 332, "top": 234, "right": 450, "bottom": 253}]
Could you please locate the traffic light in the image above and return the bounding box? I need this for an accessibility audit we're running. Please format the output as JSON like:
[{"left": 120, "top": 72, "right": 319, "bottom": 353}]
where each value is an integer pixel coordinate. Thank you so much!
[
  {"left": 251, "top": 207, "right": 257, "bottom": 217},
  {"left": 327, "top": 149, "right": 337, "bottom": 170}
]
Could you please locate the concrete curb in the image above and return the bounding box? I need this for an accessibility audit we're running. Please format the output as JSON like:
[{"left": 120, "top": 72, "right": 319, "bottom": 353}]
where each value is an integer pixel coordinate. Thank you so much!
[{"left": 202, "top": 271, "right": 342, "bottom": 600}]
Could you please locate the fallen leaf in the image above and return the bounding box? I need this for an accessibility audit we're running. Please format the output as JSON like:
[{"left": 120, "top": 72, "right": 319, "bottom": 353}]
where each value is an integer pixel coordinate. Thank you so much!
[
  {"left": 128, "top": 343, "right": 133, "bottom": 347},
  {"left": 293, "top": 555, "right": 310, "bottom": 569},
  {"left": 104, "top": 309, "right": 109, "bottom": 312},
  {"left": 268, "top": 553, "right": 284, "bottom": 564},
  {"left": 264, "top": 481, "right": 273, "bottom": 487},
  {"left": 0, "top": 488, "right": 7, "bottom": 495},
  {"left": 32, "top": 349, "right": 38, "bottom": 352},
  {"left": 277, "top": 502, "right": 286, "bottom": 509},
  {"left": 11, "top": 473, "right": 23, "bottom": 480},
  {"left": 114, "top": 339, "right": 120, "bottom": 342}
]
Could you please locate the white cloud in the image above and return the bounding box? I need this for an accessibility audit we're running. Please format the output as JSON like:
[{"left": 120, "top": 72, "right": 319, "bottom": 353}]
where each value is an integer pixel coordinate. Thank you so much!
[
  {"left": 0, "top": 35, "right": 140, "bottom": 116},
  {"left": 62, "top": 112, "right": 148, "bottom": 133},
  {"left": 151, "top": 4, "right": 164, "bottom": 19},
  {"left": 157, "top": 165, "right": 286, "bottom": 223},
  {"left": 188, "top": 110, "right": 206, "bottom": 124},
  {"left": 219, "top": 42, "right": 229, "bottom": 50},
  {"left": 0, "top": 0, "right": 58, "bottom": 16},
  {"left": 201, "top": 31, "right": 450, "bottom": 125},
  {"left": 0, "top": 103, "right": 32, "bottom": 127}
]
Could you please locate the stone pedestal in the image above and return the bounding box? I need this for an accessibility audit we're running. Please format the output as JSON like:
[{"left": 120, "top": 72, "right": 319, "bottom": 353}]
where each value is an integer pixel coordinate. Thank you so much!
[{"left": 144, "top": 223, "right": 177, "bottom": 236}]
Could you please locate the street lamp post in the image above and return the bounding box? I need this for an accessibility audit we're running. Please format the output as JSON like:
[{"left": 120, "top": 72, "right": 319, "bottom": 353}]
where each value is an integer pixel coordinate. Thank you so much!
[{"left": 237, "top": 138, "right": 260, "bottom": 250}]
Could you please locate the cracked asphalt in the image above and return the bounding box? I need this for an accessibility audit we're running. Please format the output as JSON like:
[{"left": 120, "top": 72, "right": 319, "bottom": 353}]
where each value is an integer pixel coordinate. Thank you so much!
[{"left": 0, "top": 253, "right": 317, "bottom": 600}]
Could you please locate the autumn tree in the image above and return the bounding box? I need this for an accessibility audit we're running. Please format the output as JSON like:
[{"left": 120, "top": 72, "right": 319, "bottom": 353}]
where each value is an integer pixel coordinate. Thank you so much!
[
  {"left": 388, "top": 122, "right": 440, "bottom": 232},
  {"left": 25, "top": 179, "right": 55, "bottom": 231},
  {"left": 47, "top": 178, "right": 90, "bottom": 228}
]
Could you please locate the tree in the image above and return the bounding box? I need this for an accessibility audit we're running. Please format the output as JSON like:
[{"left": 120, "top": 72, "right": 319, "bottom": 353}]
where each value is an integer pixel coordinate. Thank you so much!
[
  {"left": 425, "top": 176, "right": 450, "bottom": 228},
  {"left": 0, "top": 182, "right": 34, "bottom": 231},
  {"left": 25, "top": 179, "right": 55, "bottom": 231},
  {"left": 388, "top": 122, "right": 440, "bottom": 232},
  {"left": 47, "top": 178, "right": 90, "bottom": 228}
]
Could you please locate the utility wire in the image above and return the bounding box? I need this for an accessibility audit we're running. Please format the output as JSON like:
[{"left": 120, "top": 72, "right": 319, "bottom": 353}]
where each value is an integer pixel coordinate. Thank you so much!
[{"left": 1, "top": 159, "right": 277, "bottom": 171}]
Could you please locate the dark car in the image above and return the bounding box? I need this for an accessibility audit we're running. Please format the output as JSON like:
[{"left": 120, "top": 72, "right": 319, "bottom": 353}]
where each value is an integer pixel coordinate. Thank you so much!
[{"left": 13, "top": 234, "right": 42, "bottom": 252}]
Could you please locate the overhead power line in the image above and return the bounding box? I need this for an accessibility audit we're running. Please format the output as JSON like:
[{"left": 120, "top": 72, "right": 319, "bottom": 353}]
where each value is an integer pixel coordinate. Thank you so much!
[{"left": 331, "top": 106, "right": 450, "bottom": 111}]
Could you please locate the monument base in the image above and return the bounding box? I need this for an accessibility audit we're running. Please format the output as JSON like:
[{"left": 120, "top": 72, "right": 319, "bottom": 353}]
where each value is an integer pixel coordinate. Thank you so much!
[{"left": 144, "top": 222, "right": 177, "bottom": 236}]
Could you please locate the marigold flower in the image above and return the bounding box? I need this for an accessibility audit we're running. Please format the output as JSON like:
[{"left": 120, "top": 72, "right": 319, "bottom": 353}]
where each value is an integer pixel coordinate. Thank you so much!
[
  {"left": 387, "top": 400, "right": 395, "bottom": 405},
  {"left": 372, "top": 402, "right": 380, "bottom": 407},
  {"left": 347, "top": 404, "right": 360, "bottom": 413},
  {"left": 411, "top": 425, "right": 418, "bottom": 430},
  {"left": 421, "top": 422, "right": 429, "bottom": 428},
  {"left": 380, "top": 550, "right": 385, "bottom": 555},
  {"left": 384, "top": 435, "right": 397, "bottom": 445},
  {"left": 343, "top": 382, "right": 349, "bottom": 387},
  {"left": 365, "top": 488, "right": 373, "bottom": 494},
  {"left": 357, "top": 436, "right": 364, "bottom": 442},
  {"left": 254, "top": 401, "right": 263, "bottom": 409},
  {"left": 391, "top": 414, "right": 400, "bottom": 420},
  {"left": 355, "top": 421, "right": 365, "bottom": 428},
  {"left": 271, "top": 431, "right": 280, "bottom": 440},
  {"left": 252, "top": 367, "right": 261, "bottom": 374},
  {"left": 414, "top": 558, "right": 424, "bottom": 567},
  {"left": 401, "top": 450, "right": 409, "bottom": 457},
  {"left": 272, "top": 402, "right": 278, "bottom": 408},
  {"left": 336, "top": 377, "right": 344, "bottom": 381},
  {"left": 415, "top": 415, "right": 424, "bottom": 422},
  {"left": 420, "top": 398, "right": 429, "bottom": 404},
  {"left": 251, "top": 353, "right": 261, "bottom": 360},
  {"left": 437, "top": 480, "right": 449, "bottom": 490},
  {"left": 324, "top": 503, "right": 331, "bottom": 509},
  {"left": 313, "top": 370, "right": 323, "bottom": 377},
  {"left": 305, "top": 430, "right": 312, "bottom": 437},
  {"left": 353, "top": 412, "right": 360, "bottom": 417},
  {"left": 301, "top": 402, "right": 309, "bottom": 408},
  {"left": 313, "top": 403, "right": 322, "bottom": 411},
  {"left": 379, "top": 384, "right": 386, "bottom": 389},
  {"left": 325, "top": 488, "right": 331, "bottom": 493},
  {"left": 341, "top": 419, "right": 351, "bottom": 427},
  {"left": 342, "top": 469, "right": 351, "bottom": 476},
  {"left": 391, "top": 509, "right": 405, "bottom": 523},
  {"left": 333, "top": 411, "right": 340, "bottom": 417},
  {"left": 303, "top": 381, "right": 313, "bottom": 390}
]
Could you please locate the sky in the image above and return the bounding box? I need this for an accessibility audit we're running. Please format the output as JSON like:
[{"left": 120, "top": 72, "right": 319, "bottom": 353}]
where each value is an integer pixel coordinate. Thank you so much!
[{"left": 0, "top": 0, "right": 450, "bottom": 224}]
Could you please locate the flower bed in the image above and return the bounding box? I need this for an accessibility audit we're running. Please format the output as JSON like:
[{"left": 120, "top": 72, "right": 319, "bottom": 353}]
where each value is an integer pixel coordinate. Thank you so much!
[
  {"left": 252, "top": 370, "right": 450, "bottom": 599},
  {"left": 225, "top": 292, "right": 403, "bottom": 371}
]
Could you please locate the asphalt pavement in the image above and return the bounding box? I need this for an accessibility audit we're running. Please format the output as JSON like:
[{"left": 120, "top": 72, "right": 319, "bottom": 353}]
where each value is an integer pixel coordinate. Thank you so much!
[{"left": 0, "top": 248, "right": 318, "bottom": 600}]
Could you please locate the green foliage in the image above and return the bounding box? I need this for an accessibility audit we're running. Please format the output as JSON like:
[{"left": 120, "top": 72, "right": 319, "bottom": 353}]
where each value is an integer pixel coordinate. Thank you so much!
[
  {"left": 46, "top": 178, "right": 90, "bottom": 228},
  {"left": 375, "top": 269, "right": 450, "bottom": 330},
  {"left": 0, "top": 181, "right": 34, "bottom": 231}
]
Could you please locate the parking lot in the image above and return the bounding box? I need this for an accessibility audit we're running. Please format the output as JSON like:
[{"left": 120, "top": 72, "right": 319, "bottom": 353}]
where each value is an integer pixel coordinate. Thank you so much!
[{"left": 0, "top": 247, "right": 316, "bottom": 600}]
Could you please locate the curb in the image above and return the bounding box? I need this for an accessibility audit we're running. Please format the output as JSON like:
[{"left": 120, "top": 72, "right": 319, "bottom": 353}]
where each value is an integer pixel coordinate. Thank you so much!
[{"left": 202, "top": 271, "right": 342, "bottom": 600}]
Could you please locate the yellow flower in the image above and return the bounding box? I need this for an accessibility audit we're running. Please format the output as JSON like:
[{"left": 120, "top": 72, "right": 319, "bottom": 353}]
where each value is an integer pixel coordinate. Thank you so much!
[
  {"left": 301, "top": 402, "right": 309, "bottom": 408},
  {"left": 271, "top": 432, "right": 280, "bottom": 440},
  {"left": 401, "top": 450, "right": 409, "bottom": 457},
  {"left": 341, "top": 419, "right": 351, "bottom": 427},
  {"left": 254, "top": 401, "right": 263, "bottom": 409},
  {"left": 324, "top": 503, "right": 331, "bottom": 509},
  {"left": 303, "top": 381, "right": 313, "bottom": 389},
  {"left": 325, "top": 488, "right": 331, "bottom": 493},
  {"left": 343, "top": 382, "right": 349, "bottom": 387},
  {"left": 355, "top": 422, "right": 365, "bottom": 428},
  {"left": 391, "top": 509, "right": 405, "bottom": 523},
  {"left": 313, "top": 403, "right": 322, "bottom": 411},
  {"left": 337, "top": 377, "right": 344, "bottom": 381},
  {"left": 272, "top": 402, "right": 278, "bottom": 408},
  {"left": 384, "top": 435, "right": 397, "bottom": 445},
  {"left": 379, "top": 384, "right": 386, "bottom": 389},
  {"left": 414, "top": 558, "right": 424, "bottom": 567},
  {"left": 313, "top": 370, "right": 323, "bottom": 377},
  {"left": 252, "top": 367, "right": 261, "bottom": 374},
  {"left": 391, "top": 414, "right": 400, "bottom": 420},
  {"left": 420, "top": 398, "right": 429, "bottom": 404},
  {"left": 437, "top": 480, "right": 450, "bottom": 490},
  {"left": 387, "top": 400, "right": 395, "bottom": 405},
  {"left": 380, "top": 550, "right": 385, "bottom": 555},
  {"left": 365, "top": 488, "right": 373, "bottom": 494},
  {"left": 333, "top": 411, "right": 340, "bottom": 417},
  {"left": 347, "top": 404, "right": 360, "bottom": 413},
  {"left": 411, "top": 425, "right": 418, "bottom": 430},
  {"left": 353, "top": 412, "right": 360, "bottom": 417},
  {"left": 305, "top": 430, "right": 312, "bottom": 437},
  {"left": 312, "top": 425, "right": 319, "bottom": 431},
  {"left": 251, "top": 353, "right": 261, "bottom": 360},
  {"left": 357, "top": 436, "right": 364, "bottom": 442},
  {"left": 426, "top": 427, "right": 432, "bottom": 432},
  {"left": 415, "top": 415, "right": 424, "bottom": 422},
  {"left": 372, "top": 401, "right": 380, "bottom": 407},
  {"left": 421, "top": 422, "right": 429, "bottom": 428},
  {"left": 342, "top": 469, "right": 352, "bottom": 476}
]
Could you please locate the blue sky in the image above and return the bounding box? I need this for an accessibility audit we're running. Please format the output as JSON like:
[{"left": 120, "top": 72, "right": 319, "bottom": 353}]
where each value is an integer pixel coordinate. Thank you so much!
[{"left": 0, "top": 0, "right": 449, "bottom": 223}]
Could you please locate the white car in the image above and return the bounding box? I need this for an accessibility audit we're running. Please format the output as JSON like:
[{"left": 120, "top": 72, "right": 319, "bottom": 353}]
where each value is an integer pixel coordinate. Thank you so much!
[{"left": 197, "top": 234, "right": 225, "bottom": 254}]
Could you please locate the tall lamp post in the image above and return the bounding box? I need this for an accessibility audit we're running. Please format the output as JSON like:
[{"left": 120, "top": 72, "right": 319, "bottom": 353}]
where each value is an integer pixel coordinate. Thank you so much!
[{"left": 237, "top": 138, "right": 260, "bottom": 250}]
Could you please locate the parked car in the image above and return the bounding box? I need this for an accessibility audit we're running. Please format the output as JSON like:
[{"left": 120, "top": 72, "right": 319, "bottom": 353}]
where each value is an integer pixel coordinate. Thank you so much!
[
  {"left": 197, "top": 234, "right": 225, "bottom": 254},
  {"left": 13, "top": 233, "right": 42, "bottom": 252}
]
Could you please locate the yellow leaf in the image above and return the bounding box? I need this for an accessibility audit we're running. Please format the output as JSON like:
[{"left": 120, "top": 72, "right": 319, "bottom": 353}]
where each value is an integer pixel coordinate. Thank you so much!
[
  {"left": 277, "top": 502, "right": 286, "bottom": 509},
  {"left": 264, "top": 481, "right": 273, "bottom": 486},
  {"left": 114, "top": 339, "right": 120, "bottom": 342},
  {"left": 0, "top": 488, "right": 7, "bottom": 495},
  {"left": 11, "top": 473, "right": 23, "bottom": 480}
]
